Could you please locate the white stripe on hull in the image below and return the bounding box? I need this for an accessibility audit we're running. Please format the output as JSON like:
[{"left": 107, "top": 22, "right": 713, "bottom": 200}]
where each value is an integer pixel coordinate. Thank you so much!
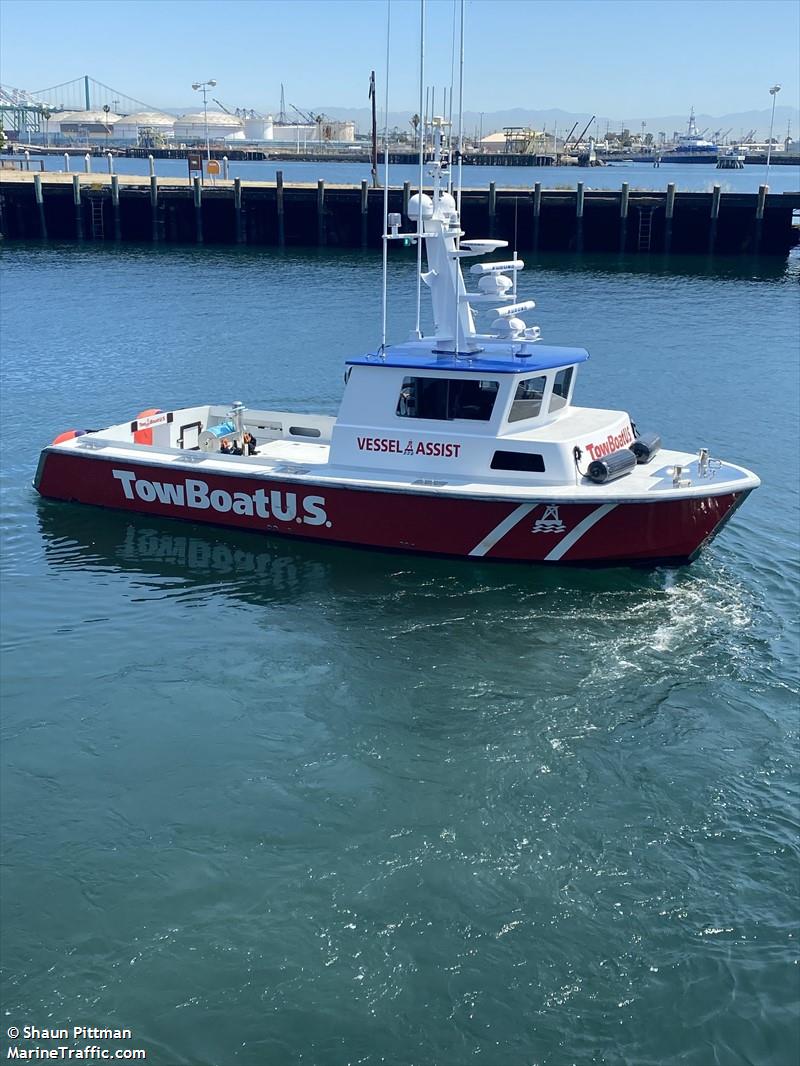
[
  {"left": 544, "top": 503, "right": 618, "bottom": 561},
  {"left": 468, "top": 503, "right": 536, "bottom": 557}
]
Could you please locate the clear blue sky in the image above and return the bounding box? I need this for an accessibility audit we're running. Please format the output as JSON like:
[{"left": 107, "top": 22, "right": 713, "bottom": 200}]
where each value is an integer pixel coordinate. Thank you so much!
[{"left": 1, "top": 0, "right": 798, "bottom": 121}]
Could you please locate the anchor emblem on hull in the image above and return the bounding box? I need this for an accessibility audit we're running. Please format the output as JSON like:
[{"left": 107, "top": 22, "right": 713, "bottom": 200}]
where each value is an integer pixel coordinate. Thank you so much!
[{"left": 532, "top": 504, "right": 566, "bottom": 534}]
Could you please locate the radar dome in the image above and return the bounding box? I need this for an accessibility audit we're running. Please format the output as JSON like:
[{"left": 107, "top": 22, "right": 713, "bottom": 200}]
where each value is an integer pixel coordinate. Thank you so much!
[{"left": 406, "top": 193, "right": 434, "bottom": 220}]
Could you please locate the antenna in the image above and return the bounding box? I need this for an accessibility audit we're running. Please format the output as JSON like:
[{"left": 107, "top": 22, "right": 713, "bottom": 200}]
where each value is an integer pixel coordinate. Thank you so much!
[
  {"left": 381, "top": 0, "right": 392, "bottom": 356},
  {"left": 279, "top": 83, "right": 286, "bottom": 124},
  {"left": 453, "top": 0, "right": 465, "bottom": 354},
  {"left": 413, "top": 0, "right": 426, "bottom": 340},
  {"left": 456, "top": 0, "right": 465, "bottom": 215},
  {"left": 447, "top": 0, "right": 456, "bottom": 194},
  {"left": 513, "top": 197, "right": 519, "bottom": 300}
]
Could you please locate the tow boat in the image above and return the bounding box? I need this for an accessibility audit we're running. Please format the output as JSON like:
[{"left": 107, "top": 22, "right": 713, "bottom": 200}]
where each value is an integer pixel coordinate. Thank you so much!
[{"left": 35, "top": 131, "right": 759, "bottom": 566}]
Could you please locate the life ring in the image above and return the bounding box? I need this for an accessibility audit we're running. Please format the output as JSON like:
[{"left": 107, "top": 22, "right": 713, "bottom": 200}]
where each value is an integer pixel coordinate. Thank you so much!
[
  {"left": 51, "top": 429, "right": 86, "bottom": 446},
  {"left": 133, "top": 408, "right": 161, "bottom": 446}
]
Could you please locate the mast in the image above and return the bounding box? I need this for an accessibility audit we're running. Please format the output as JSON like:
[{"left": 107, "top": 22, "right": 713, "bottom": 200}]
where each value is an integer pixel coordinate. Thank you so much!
[
  {"left": 413, "top": 0, "right": 426, "bottom": 339},
  {"left": 380, "top": 2, "right": 392, "bottom": 355},
  {"left": 369, "top": 70, "right": 379, "bottom": 189}
]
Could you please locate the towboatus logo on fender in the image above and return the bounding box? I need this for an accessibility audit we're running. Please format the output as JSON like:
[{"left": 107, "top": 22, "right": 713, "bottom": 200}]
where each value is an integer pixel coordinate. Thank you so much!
[
  {"left": 584, "top": 425, "right": 634, "bottom": 460},
  {"left": 112, "top": 469, "right": 330, "bottom": 527}
]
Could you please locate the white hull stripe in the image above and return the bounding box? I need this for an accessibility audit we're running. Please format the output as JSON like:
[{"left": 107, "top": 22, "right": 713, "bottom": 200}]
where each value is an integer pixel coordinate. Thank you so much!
[
  {"left": 469, "top": 503, "right": 536, "bottom": 557},
  {"left": 544, "top": 503, "right": 618, "bottom": 561}
]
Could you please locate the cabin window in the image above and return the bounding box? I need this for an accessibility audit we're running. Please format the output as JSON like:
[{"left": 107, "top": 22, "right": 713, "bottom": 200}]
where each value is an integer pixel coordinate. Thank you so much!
[
  {"left": 508, "top": 375, "right": 547, "bottom": 422},
  {"left": 396, "top": 376, "right": 498, "bottom": 421},
  {"left": 549, "top": 367, "right": 574, "bottom": 412},
  {"left": 490, "top": 450, "right": 546, "bottom": 472}
]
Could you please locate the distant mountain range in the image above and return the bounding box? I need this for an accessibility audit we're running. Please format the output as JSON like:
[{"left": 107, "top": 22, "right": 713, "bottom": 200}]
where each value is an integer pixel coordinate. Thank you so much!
[
  {"left": 320, "top": 105, "right": 800, "bottom": 141},
  {"left": 160, "top": 102, "right": 799, "bottom": 142}
]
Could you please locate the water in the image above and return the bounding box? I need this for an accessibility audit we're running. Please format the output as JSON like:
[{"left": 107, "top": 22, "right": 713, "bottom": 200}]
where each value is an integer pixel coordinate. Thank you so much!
[
  {"left": 20, "top": 153, "right": 800, "bottom": 194},
  {"left": 1, "top": 241, "right": 798, "bottom": 1066}
]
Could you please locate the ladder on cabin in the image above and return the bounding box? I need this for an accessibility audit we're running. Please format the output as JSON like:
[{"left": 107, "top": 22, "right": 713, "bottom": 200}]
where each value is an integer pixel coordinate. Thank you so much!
[
  {"left": 90, "top": 196, "right": 104, "bottom": 240},
  {"left": 637, "top": 206, "right": 655, "bottom": 252}
]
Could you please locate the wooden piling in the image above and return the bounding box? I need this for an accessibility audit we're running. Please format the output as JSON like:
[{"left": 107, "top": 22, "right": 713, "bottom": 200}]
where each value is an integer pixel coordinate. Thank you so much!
[
  {"left": 664, "top": 182, "right": 675, "bottom": 254},
  {"left": 72, "top": 174, "right": 83, "bottom": 240},
  {"left": 34, "top": 173, "right": 47, "bottom": 238},
  {"left": 754, "top": 184, "right": 768, "bottom": 254},
  {"left": 532, "top": 181, "right": 541, "bottom": 251},
  {"left": 403, "top": 181, "right": 410, "bottom": 217},
  {"left": 276, "top": 170, "right": 285, "bottom": 247},
  {"left": 619, "top": 182, "right": 629, "bottom": 252},
  {"left": 709, "top": 184, "right": 721, "bottom": 253},
  {"left": 234, "top": 177, "right": 244, "bottom": 243},
  {"left": 193, "top": 176, "right": 203, "bottom": 243},
  {"left": 111, "top": 175, "right": 121, "bottom": 240},
  {"left": 317, "top": 179, "right": 326, "bottom": 245},
  {"left": 576, "top": 181, "right": 584, "bottom": 252},
  {"left": 150, "top": 174, "right": 160, "bottom": 242},
  {"left": 360, "top": 179, "right": 369, "bottom": 249},
  {"left": 756, "top": 184, "right": 768, "bottom": 221},
  {"left": 488, "top": 181, "right": 497, "bottom": 237}
]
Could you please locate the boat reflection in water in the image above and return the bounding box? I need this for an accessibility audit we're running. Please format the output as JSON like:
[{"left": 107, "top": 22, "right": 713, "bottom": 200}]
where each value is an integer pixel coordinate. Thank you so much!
[
  {"left": 38, "top": 501, "right": 333, "bottom": 605},
  {"left": 37, "top": 498, "right": 672, "bottom": 610}
]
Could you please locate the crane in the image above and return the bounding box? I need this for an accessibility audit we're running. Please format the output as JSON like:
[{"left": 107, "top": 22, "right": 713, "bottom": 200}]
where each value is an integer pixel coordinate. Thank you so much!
[
  {"left": 214, "top": 98, "right": 267, "bottom": 122},
  {"left": 291, "top": 103, "right": 329, "bottom": 141},
  {"left": 574, "top": 115, "right": 596, "bottom": 147},
  {"left": 562, "top": 122, "right": 579, "bottom": 150}
]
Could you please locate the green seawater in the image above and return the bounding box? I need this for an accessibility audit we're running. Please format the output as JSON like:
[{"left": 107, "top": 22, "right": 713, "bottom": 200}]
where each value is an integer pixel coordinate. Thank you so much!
[{"left": 1, "top": 242, "right": 798, "bottom": 1066}]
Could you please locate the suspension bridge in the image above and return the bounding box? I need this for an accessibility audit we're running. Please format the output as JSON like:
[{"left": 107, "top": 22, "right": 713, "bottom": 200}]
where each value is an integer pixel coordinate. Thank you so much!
[{"left": 1, "top": 75, "right": 158, "bottom": 138}]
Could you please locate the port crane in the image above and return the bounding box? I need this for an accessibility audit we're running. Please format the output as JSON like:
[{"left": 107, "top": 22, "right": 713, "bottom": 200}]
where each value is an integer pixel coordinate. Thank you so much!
[
  {"left": 213, "top": 98, "right": 267, "bottom": 121},
  {"left": 564, "top": 116, "right": 595, "bottom": 151},
  {"left": 562, "top": 122, "right": 578, "bottom": 150},
  {"left": 291, "top": 103, "right": 329, "bottom": 141}
]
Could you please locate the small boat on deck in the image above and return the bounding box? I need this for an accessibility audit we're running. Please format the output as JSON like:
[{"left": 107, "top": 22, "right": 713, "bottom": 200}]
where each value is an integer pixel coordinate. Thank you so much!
[{"left": 35, "top": 128, "right": 759, "bottom": 566}]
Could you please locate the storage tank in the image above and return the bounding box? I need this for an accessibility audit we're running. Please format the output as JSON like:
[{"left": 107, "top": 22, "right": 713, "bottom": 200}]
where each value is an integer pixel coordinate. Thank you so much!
[
  {"left": 243, "top": 115, "right": 274, "bottom": 141},
  {"left": 113, "top": 111, "right": 175, "bottom": 144},
  {"left": 173, "top": 110, "right": 243, "bottom": 141}
]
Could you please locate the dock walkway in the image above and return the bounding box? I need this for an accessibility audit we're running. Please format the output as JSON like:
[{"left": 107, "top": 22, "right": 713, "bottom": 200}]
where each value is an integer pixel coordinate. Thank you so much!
[{"left": 2, "top": 171, "right": 797, "bottom": 255}]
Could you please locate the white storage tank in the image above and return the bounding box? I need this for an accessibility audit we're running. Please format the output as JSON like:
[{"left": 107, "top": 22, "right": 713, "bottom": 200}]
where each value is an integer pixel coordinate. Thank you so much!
[
  {"left": 113, "top": 111, "right": 175, "bottom": 144},
  {"left": 243, "top": 115, "right": 274, "bottom": 141},
  {"left": 173, "top": 110, "right": 243, "bottom": 141}
]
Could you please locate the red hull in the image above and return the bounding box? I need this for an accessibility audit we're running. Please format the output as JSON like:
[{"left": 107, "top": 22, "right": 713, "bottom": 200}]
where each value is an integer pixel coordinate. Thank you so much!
[{"left": 35, "top": 450, "right": 747, "bottom": 565}]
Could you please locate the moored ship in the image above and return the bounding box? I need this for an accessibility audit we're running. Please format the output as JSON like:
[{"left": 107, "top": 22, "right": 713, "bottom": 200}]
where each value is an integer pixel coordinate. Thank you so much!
[{"left": 662, "top": 108, "right": 719, "bottom": 163}]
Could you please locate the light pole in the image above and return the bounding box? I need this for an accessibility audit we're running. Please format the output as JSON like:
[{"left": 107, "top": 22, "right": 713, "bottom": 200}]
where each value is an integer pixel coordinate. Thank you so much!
[
  {"left": 192, "top": 79, "right": 217, "bottom": 162},
  {"left": 765, "top": 84, "right": 781, "bottom": 184}
]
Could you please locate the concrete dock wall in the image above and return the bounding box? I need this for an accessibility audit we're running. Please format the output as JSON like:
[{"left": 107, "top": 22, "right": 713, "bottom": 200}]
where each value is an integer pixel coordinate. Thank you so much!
[{"left": 1, "top": 172, "right": 797, "bottom": 256}]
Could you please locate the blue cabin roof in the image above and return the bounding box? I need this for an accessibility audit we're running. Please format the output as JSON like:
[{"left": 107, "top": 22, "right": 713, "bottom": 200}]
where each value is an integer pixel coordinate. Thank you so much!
[{"left": 347, "top": 342, "right": 590, "bottom": 375}]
